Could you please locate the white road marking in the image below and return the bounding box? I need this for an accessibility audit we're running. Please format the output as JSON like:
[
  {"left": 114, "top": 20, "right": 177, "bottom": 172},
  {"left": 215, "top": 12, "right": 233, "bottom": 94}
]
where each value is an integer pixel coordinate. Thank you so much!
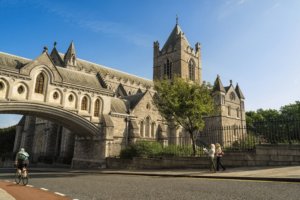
[
  {"left": 54, "top": 192, "right": 66, "bottom": 196},
  {"left": 26, "top": 185, "right": 34, "bottom": 187},
  {"left": 40, "top": 187, "right": 48, "bottom": 191},
  {"left": 73, "top": 199, "right": 80, "bottom": 200}
]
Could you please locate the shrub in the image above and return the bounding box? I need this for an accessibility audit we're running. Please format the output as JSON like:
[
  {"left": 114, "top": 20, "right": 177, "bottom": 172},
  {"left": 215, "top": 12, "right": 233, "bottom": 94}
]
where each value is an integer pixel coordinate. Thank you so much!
[{"left": 120, "top": 141, "right": 163, "bottom": 159}]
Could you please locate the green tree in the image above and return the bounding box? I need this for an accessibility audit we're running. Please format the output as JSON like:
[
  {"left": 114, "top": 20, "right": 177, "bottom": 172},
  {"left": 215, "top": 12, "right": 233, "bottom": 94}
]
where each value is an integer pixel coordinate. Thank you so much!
[
  {"left": 246, "top": 101, "right": 300, "bottom": 144},
  {"left": 153, "top": 77, "right": 215, "bottom": 156},
  {"left": 280, "top": 101, "right": 300, "bottom": 120}
]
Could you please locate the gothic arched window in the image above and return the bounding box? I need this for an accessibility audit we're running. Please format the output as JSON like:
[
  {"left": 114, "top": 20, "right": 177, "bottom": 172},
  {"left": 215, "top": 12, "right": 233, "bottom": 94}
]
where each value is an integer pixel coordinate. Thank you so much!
[
  {"left": 94, "top": 99, "right": 100, "bottom": 117},
  {"left": 163, "top": 59, "right": 172, "bottom": 79},
  {"left": 228, "top": 106, "right": 231, "bottom": 116},
  {"left": 145, "top": 117, "right": 150, "bottom": 137},
  {"left": 140, "top": 121, "right": 144, "bottom": 137},
  {"left": 35, "top": 73, "right": 45, "bottom": 94},
  {"left": 81, "top": 96, "right": 88, "bottom": 111},
  {"left": 71, "top": 54, "right": 76, "bottom": 65},
  {"left": 151, "top": 122, "right": 156, "bottom": 138},
  {"left": 189, "top": 59, "right": 195, "bottom": 81}
]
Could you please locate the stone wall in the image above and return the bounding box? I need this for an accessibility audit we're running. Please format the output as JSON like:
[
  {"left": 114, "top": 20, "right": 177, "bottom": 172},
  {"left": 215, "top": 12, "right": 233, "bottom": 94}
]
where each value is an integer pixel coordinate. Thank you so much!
[{"left": 106, "top": 144, "right": 300, "bottom": 169}]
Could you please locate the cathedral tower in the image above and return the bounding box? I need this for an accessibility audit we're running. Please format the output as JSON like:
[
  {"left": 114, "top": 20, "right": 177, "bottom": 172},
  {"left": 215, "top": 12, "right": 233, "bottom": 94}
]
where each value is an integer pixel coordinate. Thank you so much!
[{"left": 153, "top": 20, "right": 202, "bottom": 84}]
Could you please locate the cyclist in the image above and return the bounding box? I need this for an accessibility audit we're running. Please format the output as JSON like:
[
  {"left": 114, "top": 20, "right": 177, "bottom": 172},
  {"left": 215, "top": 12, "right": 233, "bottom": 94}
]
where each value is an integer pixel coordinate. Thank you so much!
[{"left": 15, "top": 148, "right": 29, "bottom": 176}]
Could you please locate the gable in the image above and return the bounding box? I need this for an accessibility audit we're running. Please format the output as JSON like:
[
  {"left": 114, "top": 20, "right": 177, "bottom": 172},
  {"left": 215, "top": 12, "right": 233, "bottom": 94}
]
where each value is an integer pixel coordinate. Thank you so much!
[
  {"left": 20, "top": 52, "right": 63, "bottom": 83},
  {"left": 116, "top": 83, "right": 128, "bottom": 97},
  {"left": 225, "top": 86, "right": 240, "bottom": 104},
  {"left": 129, "top": 91, "right": 154, "bottom": 112}
]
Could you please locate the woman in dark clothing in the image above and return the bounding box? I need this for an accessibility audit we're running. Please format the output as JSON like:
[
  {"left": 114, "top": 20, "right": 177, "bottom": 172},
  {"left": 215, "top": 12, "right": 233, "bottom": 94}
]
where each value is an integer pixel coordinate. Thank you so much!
[{"left": 215, "top": 143, "right": 226, "bottom": 171}]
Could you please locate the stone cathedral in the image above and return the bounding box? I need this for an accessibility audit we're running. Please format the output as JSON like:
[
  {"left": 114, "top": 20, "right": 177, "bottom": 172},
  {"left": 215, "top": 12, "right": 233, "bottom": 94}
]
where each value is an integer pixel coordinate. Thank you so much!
[{"left": 1, "top": 22, "right": 245, "bottom": 167}]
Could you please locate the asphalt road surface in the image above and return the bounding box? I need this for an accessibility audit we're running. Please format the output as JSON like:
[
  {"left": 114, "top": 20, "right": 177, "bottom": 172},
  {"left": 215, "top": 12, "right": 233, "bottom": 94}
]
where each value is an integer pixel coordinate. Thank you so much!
[{"left": 0, "top": 169, "right": 299, "bottom": 200}]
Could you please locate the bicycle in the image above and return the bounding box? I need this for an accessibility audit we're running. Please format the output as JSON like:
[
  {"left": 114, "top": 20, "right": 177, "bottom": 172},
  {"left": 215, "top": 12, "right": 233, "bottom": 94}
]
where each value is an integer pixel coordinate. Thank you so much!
[{"left": 15, "top": 167, "right": 29, "bottom": 186}]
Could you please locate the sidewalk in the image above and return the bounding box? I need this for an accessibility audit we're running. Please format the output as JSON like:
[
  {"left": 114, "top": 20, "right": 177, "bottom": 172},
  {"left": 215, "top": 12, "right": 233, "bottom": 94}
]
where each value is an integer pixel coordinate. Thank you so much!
[
  {"left": 0, "top": 188, "right": 15, "bottom": 200},
  {"left": 95, "top": 166, "right": 300, "bottom": 182},
  {"left": 31, "top": 165, "right": 300, "bottom": 182}
]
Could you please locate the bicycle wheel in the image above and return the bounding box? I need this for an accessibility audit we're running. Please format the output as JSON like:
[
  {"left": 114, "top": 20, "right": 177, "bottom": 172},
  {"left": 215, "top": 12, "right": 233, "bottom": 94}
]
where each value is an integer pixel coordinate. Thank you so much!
[
  {"left": 22, "top": 176, "right": 28, "bottom": 186},
  {"left": 15, "top": 172, "right": 21, "bottom": 184}
]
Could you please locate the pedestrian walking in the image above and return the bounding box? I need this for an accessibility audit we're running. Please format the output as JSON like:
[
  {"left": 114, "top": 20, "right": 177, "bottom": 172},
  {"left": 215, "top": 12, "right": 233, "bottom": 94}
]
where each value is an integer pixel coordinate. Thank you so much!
[
  {"left": 203, "top": 144, "right": 216, "bottom": 173},
  {"left": 215, "top": 143, "right": 226, "bottom": 171}
]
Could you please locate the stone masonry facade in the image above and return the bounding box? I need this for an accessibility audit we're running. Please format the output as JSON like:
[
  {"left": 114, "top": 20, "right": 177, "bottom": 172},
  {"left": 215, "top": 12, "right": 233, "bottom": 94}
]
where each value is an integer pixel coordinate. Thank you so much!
[{"left": 0, "top": 21, "right": 246, "bottom": 167}]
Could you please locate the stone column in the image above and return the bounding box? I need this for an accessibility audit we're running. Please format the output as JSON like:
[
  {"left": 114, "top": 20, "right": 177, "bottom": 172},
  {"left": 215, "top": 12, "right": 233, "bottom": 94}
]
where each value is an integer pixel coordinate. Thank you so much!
[
  {"left": 71, "top": 114, "right": 113, "bottom": 169},
  {"left": 19, "top": 116, "right": 36, "bottom": 155},
  {"left": 58, "top": 127, "right": 75, "bottom": 164},
  {"left": 128, "top": 119, "right": 140, "bottom": 145},
  {"left": 40, "top": 121, "right": 59, "bottom": 164},
  {"left": 158, "top": 124, "right": 168, "bottom": 147},
  {"left": 31, "top": 118, "right": 47, "bottom": 163}
]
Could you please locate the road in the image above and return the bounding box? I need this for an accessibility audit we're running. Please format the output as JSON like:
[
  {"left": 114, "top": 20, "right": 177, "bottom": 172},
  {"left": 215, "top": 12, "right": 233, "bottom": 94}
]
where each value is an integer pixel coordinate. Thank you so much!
[{"left": 0, "top": 169, "right": 299, "bottom": 200}]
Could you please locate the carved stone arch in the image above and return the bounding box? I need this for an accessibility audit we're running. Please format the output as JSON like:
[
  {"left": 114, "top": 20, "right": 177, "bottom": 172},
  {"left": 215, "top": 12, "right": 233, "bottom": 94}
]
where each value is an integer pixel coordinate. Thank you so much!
[
  {"left": 0, "top": 77, "right": 10, "bottom": 99},
  {"left": 93, "top": 96, "right": 104, "bottom": 118},
  {"left": 13, "top": 81, "right": 30, "bottom": 100},
  {"left": 145, "top": 116, "right": 151, "bottom": 137},
  {"left": 81, "top": 93, "right": 92, "bottom": 112},
  {"left": 188, "top": 58, "right": 195, "bottom": 81},
  {"left": 163, "top": 58, "right": 173, "bottom": 79},
  {"left": 50, "top": 88, "right": 63, "bottom": 105},
  {"left": 139, "top": 120, "right": 144, "bottom": 137},
  {"left": 151, "top": 121, "right": 156, "bottom": 138},
  {"left": 65, "top": 91, "right": 78, "bottom": 109},
  {"left": 30, "top": 65, "right": 54, "bottom": 85}
]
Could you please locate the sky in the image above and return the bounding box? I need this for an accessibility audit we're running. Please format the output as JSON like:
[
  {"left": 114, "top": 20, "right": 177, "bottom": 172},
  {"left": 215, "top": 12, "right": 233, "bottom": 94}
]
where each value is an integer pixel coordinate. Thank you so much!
[{"left": 0, "top": 0, "right": 300, "bottom": 127}]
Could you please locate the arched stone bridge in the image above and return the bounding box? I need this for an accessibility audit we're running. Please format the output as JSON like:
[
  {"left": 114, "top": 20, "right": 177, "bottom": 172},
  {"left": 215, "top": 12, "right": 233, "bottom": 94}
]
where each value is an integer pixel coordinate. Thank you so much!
[
  {"left": 0, "top": 101, "right": 100, "bottom": 136},
  {"left": 0, "top": 42, "right": 161, "bottom": 168},
  {"left": 0, "top": 49, "right": 118, "bottom": 167}
]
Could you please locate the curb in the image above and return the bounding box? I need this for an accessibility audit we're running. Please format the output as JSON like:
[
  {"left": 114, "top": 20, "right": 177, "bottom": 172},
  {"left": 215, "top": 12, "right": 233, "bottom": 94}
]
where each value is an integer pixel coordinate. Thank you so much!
[{"left": 94, "top": 171, "right": 300, "bottom": 183}]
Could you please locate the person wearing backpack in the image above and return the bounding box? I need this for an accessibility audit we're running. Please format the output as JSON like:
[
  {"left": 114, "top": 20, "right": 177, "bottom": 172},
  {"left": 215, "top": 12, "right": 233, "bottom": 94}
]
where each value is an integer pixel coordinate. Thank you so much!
[{"left": 15, "top": 148, "right": 29, "bottom": 173}]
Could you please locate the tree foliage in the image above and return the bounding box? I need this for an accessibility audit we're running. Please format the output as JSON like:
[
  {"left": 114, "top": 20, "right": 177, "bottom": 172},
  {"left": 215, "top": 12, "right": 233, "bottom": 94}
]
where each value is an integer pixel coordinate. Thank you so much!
[
  {"left": 246, "top": 101, "right": 300, "bottom": 144},
  {"left": 0, "top": 126, "right": 16, "bottom": 157},
  {"left": 246, "top": 101, "right": 300, "bottom": 124},
  {"left": 153, "top": 77, "right": 215, "bottom": 156}
]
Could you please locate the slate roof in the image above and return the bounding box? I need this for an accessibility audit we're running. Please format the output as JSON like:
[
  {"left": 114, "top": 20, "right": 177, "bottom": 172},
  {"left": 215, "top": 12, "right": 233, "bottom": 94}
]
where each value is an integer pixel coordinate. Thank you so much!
[
  {"left": 235, "top": 84, "right": 245, "bottom": 99},
  {"left": 111, "top": 98, "right": 128, "bottom": 114},
  {"left": 76, "top": 58, "right": 153, "bottom": 88},
  {"left": 161, "top": 24, "right": 190, "bottom": 52},
  {"left": 213, "top": 75, "right": 225, "bottom": 93},
  {"left": 56, "top": 67, "right": 102, "bottom": 90},
  {"left": 123, "top": 92, "right": 146, "bottom": 109},
  {"left": 0, "top": 50, "right": 153, "bottom": 91},
  {"left": 0, "top": 52, "right": 30, "bottom": 71}
]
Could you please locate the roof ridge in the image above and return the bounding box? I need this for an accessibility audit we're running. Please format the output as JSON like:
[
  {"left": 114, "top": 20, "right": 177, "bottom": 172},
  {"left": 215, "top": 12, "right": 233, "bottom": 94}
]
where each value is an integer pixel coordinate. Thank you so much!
[
  {"left": 76, "top": 57, "right": 153, "bottom": 82},
  {"left": 0, "top": 51, "right": 31, "bottom": 61}
]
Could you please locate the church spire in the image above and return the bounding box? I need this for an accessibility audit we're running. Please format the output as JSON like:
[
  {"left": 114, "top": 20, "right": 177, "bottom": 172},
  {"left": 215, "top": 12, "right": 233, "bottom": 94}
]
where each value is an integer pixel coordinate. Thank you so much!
[
  {"left": 50, "top": 41, "right": 64, "bottom": 67},
  {"left": 64, "top": 41, "right": 77, "bottom": 66},
  {"left": 213, "top": 75, "right": 226, "bottom": 93}
]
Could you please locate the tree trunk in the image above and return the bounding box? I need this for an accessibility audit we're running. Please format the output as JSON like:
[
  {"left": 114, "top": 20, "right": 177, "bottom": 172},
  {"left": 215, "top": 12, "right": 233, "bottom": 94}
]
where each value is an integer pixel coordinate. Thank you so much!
[{"left": 189, "top": 131, "right": 196, "bottom": 157}]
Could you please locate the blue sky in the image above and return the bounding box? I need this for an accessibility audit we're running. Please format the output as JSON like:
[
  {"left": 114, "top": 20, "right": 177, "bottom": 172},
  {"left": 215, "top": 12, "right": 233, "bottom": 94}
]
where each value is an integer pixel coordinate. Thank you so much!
[{"left": 0, "top": 0, "right": 300, "bottom": 127}]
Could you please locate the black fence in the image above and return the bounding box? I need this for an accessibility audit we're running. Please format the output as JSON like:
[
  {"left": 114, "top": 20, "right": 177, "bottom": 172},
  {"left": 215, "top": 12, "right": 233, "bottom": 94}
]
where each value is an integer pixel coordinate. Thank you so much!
[{"left": 163, "top": 119, "right": 300, "bottom": 157}]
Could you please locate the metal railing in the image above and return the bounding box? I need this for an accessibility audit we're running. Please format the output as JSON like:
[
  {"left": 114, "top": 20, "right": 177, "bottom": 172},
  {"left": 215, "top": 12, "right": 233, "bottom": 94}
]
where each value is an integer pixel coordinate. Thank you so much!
[{"left": 162, "top": 119, "right": 300, "bottom": 157}]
